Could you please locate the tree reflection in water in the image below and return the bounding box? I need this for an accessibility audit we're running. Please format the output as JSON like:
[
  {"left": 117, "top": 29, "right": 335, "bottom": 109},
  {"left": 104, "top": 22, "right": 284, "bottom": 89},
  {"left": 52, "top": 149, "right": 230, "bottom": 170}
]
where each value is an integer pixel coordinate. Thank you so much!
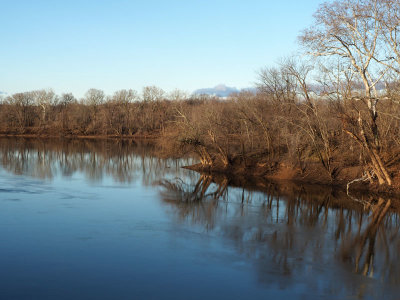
[
  {"left": 1, "top": 137, "right": 399, "bottom": 298},
  {"left": 159, "top": 173, "right": 400, "bottom": 296},
  {"left": 0, "top": 137, "right": 196, "bottom": 184}
]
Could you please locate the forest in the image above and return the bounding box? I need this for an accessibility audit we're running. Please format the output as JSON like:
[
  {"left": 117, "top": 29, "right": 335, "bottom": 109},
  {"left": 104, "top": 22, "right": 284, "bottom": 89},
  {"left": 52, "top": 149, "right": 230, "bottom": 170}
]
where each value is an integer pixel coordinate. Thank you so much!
[{"left": 2, "top": 0, "right": 400, "bottom": 190}]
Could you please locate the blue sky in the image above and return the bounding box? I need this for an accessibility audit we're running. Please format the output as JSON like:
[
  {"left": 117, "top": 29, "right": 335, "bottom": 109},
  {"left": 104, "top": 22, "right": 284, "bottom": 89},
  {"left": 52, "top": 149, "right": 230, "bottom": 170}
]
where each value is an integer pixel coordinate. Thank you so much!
[{"left": 0, "top": 0, "right": 324, "bottom": 97}]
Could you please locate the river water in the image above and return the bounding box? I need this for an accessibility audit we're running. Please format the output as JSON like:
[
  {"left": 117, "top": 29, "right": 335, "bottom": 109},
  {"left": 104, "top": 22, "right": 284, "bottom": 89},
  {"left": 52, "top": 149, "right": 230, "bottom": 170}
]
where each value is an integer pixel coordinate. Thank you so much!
[{"left": 0, "top": 138, "right": 399, "bottom": 300}]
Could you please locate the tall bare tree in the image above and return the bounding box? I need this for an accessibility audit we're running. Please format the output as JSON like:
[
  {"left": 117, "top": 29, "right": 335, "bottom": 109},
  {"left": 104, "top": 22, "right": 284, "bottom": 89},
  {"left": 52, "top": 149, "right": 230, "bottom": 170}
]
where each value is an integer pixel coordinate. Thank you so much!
[
  {"left": 374, "top": 0, "right": 400, "bottom": 73},
  {"left": 299, "top": 0, "right": 392, "bottom": 185},
  {"left": 112, "top": 89, "right": 138, "bottom": 104},
  {"left": 142, "top": 86, "right": 165, "bottom": 102},
  {"left": 257, "top": 66, "right": 297, "bottom": 102},
  {"left": 83, "top": 89, "right": 105, "bottom": 133},
  {"left": 280, "top": 57, "right": 314, "bottom": 107},
  {"left": 32, "top": 89, "right": 58, "bottom": 127}
]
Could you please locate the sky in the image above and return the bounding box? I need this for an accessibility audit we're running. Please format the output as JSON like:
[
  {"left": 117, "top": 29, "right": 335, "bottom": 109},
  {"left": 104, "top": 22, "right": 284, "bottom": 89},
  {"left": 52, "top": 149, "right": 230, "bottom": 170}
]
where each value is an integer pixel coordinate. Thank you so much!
[{"left": 0, "top": 0, "right": 325, "bottom": 98}]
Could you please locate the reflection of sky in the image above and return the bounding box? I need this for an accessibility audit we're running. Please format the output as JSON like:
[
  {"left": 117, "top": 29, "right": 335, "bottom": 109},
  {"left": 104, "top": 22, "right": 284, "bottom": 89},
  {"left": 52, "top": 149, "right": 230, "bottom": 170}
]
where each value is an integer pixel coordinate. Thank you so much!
[
  {"left": 0, "top": 140, "right": 399, "bottom": 299},
  {"left": 0, "top": 156, "right": 279, "bottom": 299}
]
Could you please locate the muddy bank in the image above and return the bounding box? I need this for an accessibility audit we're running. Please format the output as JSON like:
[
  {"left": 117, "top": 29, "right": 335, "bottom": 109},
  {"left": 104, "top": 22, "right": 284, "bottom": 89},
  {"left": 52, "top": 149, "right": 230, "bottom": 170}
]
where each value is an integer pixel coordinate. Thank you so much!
[{"left": 184, "top": 161, "right": 400, "bottom": 199}]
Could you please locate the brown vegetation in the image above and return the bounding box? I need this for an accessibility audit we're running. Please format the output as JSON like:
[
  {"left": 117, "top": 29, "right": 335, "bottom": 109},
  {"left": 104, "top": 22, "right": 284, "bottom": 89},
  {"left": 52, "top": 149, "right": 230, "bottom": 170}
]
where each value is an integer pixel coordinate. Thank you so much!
[
  {"left": 1, "top": 85, "right": 400, "bottom": 191},
  {"left": 2, "top": 0, "right": 400, "bottom": 191}
]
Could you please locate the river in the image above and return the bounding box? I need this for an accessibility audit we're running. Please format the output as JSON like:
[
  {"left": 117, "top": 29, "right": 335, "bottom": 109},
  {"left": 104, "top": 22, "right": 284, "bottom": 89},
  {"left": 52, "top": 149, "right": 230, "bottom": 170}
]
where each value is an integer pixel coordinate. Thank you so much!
[{"left": 0, "top": 137, "right": 399, "bottom": 299}]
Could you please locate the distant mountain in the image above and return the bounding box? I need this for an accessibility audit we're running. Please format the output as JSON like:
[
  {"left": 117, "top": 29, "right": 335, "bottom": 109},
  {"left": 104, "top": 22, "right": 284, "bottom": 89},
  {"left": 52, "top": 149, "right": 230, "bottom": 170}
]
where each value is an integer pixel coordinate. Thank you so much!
[{"left": 193, "top": 84, "right": 240, "bottom": 98}]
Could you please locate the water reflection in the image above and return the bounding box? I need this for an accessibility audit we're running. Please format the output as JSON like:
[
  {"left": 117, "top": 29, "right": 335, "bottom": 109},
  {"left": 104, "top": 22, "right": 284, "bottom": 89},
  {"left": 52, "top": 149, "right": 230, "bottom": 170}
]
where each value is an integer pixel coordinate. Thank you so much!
[
  {"left": 0, "top": 137, "right": 195, "bottom": 183},
  {"left": 159, "top": 174, "right": 400, "bottom": 297},
  {"left": 1, "top": 137, "right": 399, "bottom": 299}
]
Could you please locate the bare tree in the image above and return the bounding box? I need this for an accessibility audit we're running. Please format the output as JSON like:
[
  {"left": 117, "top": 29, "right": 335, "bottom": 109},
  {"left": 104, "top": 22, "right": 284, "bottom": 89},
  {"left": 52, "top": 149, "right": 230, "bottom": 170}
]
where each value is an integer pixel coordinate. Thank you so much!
[
  {"left": 257, "top": 66, "right": 297, "bottom": 102},
  {"left": 374, "top": 0, "right": 400, "bottom": 73},
  {"left": 299, "top": 0, "right": 392, "bottom": 185},
  {"left": 84, "top": 88, "right": 105, "bottom": 106},
  {"left": 5, "top": 92, "right": 35, "bottom": 132},
  {"left": 59, "top": 93, "right": 76, "bottom": 133},
  {"left": 32, "top": 89, "right": 58, "bottom": 127},
  {"left": 60, "top": 93, "right": 76, "bottom": 105},
  {"left": 168, "top": 89, "right": 189, "bottom": 101},
  {"left": 142, "top": 86, "right": 165, "bottom": 102},
  {"left": 83, "top": 89, "right": 105, "bottom": 133},
  {"left": 112, "top": 89, "right": 138, "bottom": 104},
  {"left": 300, "top": 0, "right": 387, "bottom": 99},
  {"left": 317, "top": 59, "right": 356, "bottom": 101},
  {"left": 280, "top": 56, "right": 314, "bottom": 106}
]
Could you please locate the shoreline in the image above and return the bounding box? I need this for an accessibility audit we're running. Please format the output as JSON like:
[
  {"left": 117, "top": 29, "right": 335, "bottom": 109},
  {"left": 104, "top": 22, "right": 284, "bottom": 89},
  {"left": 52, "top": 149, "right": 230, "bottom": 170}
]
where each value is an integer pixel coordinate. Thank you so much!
[
  {"left": 1, "top": 134, "right": 399, "bottom": 198},
  {"left": 183, "top": 163, "right": 400, "bottom": 199},
  {"left": 0, "top": 133, "right": 161, "bottom": 140}
]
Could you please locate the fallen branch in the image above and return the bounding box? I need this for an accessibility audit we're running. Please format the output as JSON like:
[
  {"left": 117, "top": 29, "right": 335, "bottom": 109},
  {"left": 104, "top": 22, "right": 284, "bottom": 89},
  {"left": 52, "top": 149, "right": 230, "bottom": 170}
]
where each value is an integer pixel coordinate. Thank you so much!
[{"left": 347, "top": 170, "right": 375, "bottom": 195}]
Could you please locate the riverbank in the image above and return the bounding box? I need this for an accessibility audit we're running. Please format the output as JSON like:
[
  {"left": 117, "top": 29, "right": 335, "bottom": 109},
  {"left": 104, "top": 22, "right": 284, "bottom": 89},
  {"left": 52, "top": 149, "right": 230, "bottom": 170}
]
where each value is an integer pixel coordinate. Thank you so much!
[
  {"left": 1, "top": 132, "right": 400, "bottom": 198},
  {"left": 0, "top": 132, "right": 161, "bottom": 140},
  {"left": 184, "top": 160, "right": 400, "bottom": 199},
  {"left": 2, "top": 90, "right": 400, "bottom": 193}
]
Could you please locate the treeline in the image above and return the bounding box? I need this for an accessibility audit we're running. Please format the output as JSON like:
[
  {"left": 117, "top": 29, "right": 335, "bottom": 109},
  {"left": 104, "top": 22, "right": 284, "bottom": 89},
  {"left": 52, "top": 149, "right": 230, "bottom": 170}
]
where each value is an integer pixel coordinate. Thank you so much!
[
  {"left": 0, "top": 87, "right": 187, "bottom": 136},
  {"left": 2, "top": 0, "right": 400, "bottom": 188},
  {"left": 1, "top": 86, "right": 400, "bottom": 187}
]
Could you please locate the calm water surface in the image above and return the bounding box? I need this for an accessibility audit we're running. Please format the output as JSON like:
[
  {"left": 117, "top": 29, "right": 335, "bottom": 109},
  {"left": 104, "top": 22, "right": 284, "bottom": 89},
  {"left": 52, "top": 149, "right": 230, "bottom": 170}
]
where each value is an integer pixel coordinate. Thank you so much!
[{"left": 0, "top": 138, "right": 399, "bottom": 299}]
